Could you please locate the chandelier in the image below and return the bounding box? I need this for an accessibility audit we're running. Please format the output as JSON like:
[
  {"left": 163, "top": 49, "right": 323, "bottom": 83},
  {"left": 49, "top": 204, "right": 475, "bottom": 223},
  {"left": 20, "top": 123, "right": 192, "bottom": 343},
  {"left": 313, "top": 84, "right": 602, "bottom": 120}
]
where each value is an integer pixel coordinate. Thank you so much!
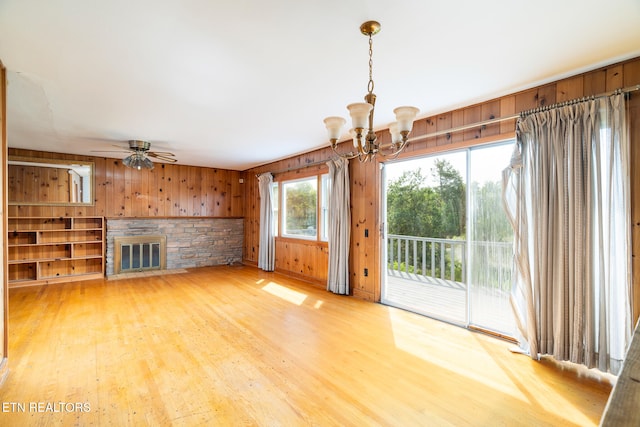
[{"left": 323, "top": 21, "right": 419, "bottom": 162}]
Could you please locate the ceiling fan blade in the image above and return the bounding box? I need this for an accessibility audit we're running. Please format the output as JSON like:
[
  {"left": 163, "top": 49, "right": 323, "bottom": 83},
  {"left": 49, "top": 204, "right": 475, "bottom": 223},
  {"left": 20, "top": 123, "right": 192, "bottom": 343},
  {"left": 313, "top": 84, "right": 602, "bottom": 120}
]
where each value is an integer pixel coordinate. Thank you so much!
[
  {"left": 90, "top": 150, "right": 133, "bottom": 153},
  {"left": 147, "top": 151, "right": 175, "bottom": 156},
  {"left": 147, "top": 152, "right": 178, "bottom": 162}
]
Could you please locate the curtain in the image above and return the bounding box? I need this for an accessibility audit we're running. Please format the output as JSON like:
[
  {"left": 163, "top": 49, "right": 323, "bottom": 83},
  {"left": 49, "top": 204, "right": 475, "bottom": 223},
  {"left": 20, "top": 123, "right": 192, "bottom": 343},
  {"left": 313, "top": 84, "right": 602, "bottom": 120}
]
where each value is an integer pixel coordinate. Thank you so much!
[
  {"left": 502, "top": 93, "right": 632, "bottom": 374},
  {"left": 258, "top": 173, "right": 275, "bottom": 271},
  {"left": 327, "top": 157, "right": 350, "bottom": 294}
]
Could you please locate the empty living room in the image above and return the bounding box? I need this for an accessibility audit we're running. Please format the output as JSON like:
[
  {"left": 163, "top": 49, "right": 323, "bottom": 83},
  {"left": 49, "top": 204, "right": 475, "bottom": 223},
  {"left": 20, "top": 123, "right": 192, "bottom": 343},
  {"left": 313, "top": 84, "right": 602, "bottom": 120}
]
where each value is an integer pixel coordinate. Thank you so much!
[{"left": 1, "top": 1, "right": 639, "bottom": 425}]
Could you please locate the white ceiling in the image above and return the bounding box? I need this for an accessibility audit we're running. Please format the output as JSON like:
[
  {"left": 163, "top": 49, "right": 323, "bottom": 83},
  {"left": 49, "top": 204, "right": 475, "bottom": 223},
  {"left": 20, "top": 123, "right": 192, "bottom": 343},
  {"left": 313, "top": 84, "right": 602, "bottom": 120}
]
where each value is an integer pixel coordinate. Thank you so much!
[{"left": 1, "top": 0, "right": 639, "bottom": 170}]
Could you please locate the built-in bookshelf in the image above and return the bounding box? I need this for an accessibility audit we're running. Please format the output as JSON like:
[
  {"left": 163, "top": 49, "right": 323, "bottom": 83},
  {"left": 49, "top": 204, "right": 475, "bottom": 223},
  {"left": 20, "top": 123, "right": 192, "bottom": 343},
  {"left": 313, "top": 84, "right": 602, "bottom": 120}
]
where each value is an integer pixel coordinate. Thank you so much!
[{"left": 7, "top": 216, "right": 105, "bottom": 287}]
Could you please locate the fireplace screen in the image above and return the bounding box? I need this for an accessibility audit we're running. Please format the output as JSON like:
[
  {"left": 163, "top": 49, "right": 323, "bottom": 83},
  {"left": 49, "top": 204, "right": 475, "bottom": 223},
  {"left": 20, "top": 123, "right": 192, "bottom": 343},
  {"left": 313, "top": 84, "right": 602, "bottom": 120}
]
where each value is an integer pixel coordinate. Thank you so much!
[
  {"left": 121, "top": 242, "right": 161, "bottom": 271},
  {"left": 114, "top": 235, "right": 166, "bottom": 274}
]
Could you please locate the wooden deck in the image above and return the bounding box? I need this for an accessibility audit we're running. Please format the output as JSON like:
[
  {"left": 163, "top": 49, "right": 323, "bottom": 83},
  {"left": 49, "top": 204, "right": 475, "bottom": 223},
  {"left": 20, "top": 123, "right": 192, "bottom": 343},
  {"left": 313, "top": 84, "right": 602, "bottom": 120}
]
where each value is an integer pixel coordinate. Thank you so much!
[{"left": 384, "top": 271, "right": 515, "bottom": 335}]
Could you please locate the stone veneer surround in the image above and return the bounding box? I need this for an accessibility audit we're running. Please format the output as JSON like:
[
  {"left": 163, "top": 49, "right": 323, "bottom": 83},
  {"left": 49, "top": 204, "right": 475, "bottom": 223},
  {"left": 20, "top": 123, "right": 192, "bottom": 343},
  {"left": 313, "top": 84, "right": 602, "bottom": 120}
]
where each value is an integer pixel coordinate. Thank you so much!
[{"left": 106, "top": 218, "right": 243, "bottom": 276}]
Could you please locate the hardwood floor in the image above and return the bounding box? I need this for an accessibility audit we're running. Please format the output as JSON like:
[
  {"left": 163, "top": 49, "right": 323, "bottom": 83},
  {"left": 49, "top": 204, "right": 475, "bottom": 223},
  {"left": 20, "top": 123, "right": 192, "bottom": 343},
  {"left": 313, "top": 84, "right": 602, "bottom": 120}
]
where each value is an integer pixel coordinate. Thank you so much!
[{"left": 0, "top": 266, "right": 613, "bottom": 426}]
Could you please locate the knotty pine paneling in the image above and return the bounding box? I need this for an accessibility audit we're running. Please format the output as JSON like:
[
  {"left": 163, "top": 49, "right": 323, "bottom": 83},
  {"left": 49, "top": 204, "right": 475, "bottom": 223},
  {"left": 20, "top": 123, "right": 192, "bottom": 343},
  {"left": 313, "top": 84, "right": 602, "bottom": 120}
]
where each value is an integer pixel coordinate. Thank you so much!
[
  {"left": 7, "top": 149, "right": 244, "bottom": 219},
  {"left": 242, "top": 148, "right": 334, "bottom": 282},
  {"left": 1, "top": 60, "right": 8, "bottom": 375},
  {"left": 627, "top": 60, "right": 640, "bottom": 325},
  {"left": 244, "top": 56, "right": 640, "bottom": 313},
  {"left": 556, "top": 75, "right": 584, "bottom": 103},
  {"left": 274, "top": 239, "right": 329, "bottom": 285},
  {"left": 349, "top": 159, "right": 380, "bottom": 301}
]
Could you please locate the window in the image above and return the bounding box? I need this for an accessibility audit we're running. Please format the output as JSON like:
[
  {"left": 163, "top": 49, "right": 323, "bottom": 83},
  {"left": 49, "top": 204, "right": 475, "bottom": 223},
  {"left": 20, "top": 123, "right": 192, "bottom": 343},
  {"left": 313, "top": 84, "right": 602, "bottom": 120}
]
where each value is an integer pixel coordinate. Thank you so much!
[
  {"left": 275, "top": 173, "right": 329, "bottom": 241},
  {"left": 282, "top": 177, "right": 318, "bottom": 239},
  {"left": 320, "top": 174, "right": 330, "bottom": 241}
]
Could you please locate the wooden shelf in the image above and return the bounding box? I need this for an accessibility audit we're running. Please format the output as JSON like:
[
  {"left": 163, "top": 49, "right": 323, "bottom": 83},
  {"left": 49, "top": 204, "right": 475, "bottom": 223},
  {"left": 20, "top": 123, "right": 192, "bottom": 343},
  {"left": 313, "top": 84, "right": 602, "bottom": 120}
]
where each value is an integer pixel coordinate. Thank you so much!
[{"left": 7, "top": 216, "right": 105, "bottom": 287}]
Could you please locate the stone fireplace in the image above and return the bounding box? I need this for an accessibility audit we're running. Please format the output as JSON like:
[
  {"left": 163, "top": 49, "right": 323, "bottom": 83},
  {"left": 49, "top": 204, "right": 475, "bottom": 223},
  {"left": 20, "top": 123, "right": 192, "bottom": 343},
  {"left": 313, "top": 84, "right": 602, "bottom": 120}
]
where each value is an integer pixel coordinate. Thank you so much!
[{"left": 106, "top": 218, "right": 243, "bottom": 276}]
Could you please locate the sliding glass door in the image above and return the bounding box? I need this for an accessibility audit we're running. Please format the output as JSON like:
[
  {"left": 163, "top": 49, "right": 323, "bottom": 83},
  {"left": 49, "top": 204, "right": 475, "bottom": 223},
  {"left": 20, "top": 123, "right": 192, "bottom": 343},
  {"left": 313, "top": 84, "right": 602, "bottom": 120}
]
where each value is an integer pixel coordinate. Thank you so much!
[
  {"left": 382, "top": 141, "right": 516, "bottom": 336},
  {"left": 467, "top": 144, "right": 515, "bottom": 335}
]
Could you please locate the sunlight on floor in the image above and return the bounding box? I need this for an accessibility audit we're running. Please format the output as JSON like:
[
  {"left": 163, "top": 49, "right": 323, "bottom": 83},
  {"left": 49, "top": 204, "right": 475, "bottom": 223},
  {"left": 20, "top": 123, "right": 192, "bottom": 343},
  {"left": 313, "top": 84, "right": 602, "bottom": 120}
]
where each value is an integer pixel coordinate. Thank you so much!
[
  {"left": 261, "top": 282, "right": 307, "bottom": 305},
  {"left": 387, "top": 308, "right": 596, "bottom": 426}
]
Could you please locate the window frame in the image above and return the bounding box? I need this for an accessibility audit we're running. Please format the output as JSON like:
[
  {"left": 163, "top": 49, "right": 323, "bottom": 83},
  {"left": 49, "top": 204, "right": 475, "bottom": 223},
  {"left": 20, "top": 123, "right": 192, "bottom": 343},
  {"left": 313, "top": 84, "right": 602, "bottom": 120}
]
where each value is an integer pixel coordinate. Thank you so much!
[{"left": 273, "top": 170, "right": 330, "bottom": 244}]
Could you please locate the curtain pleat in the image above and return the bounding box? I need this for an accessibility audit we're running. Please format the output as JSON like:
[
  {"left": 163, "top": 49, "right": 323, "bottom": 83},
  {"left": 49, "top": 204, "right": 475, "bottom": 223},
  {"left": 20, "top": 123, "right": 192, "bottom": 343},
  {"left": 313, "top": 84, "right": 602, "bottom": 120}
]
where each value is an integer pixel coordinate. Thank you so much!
[
  {"left": 502, "top": 94, "right": 631, "bottom": 374},
  {"left": 326, "top": 158, "right": 350, "bottom": 295},
  {"left": 258, "top": 173, "right": 275, "bottom": 271}
]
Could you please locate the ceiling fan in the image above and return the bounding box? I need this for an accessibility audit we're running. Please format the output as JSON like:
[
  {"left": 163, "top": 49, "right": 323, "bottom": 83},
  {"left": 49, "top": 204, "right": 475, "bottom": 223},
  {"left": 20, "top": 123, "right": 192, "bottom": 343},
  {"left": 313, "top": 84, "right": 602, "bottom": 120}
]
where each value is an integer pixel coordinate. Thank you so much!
[{"left": 92, "top": 140, "right": 177, "bottom": 170}]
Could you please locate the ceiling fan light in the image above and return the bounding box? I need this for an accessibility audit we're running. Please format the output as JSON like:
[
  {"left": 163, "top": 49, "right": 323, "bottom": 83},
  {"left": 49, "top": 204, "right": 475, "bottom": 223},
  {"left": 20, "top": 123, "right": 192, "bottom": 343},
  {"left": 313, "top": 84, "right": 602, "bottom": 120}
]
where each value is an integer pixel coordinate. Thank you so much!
[
  {"left": 123, "top": 153, "right": 154, "bottom": 170},
  {"left": 122, "top": 155, "right": 135, "bottom": 168},
  {"left": 394, "top": 106, "right": 420, "bottom": 133},
  {"left": 142, "top": 157, "right": 154, "bottom": 170},
  {"left": 347, "top": 102, "right": 373, "bottom": 130}
]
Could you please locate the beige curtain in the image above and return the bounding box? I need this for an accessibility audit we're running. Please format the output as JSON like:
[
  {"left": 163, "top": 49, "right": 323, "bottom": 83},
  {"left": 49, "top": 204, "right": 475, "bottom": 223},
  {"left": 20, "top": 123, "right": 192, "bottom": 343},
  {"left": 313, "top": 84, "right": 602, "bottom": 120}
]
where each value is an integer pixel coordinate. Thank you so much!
[
  {"left": 503, "top": 94, "right": 632, "bottom": 374},
  {"left": 258, "top": 173, "right": 275, "bottom": 271},
  {"left": 327, "top": 157, "right": 350, "bottom": 294}
]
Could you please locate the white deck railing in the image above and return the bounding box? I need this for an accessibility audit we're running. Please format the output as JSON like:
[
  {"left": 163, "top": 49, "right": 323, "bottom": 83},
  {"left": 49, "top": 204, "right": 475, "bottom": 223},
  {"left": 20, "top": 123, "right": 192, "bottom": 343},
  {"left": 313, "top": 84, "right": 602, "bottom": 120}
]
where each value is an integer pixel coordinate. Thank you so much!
[{"left": 387, "top": 234, "right": 513, "bottom": 287}]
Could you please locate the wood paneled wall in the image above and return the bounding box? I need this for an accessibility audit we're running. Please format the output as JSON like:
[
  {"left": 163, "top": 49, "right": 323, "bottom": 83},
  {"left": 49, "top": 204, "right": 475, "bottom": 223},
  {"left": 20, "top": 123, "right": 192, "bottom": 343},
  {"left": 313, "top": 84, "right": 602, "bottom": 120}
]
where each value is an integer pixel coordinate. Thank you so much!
[
  {"left": 1, "top": 60, "right": 9, "bottom": 382},
  {"left": 243, "top": 158, "right": 332, "bottom": 283},
  {"left": 7, "top": 148, "right": 244, "bottom": 218},
  {"left": 244, "top": 56, "right": 640, "bottom": 320}
]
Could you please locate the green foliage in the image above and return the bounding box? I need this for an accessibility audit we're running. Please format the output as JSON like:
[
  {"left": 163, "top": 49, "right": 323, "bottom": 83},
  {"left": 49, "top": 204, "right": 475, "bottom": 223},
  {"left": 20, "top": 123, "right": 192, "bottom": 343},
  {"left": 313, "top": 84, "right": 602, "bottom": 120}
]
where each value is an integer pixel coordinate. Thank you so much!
[
  {"left": 284, "top": 181, "right": 317, "bottom": 234},
  {"left": 387, "top": 160, "right": 465, "bottom": 239},
  {"left": 387, "top": 169, "right": 443, "bottom": 238},
  {"left": 387, "top": 158, "right": 512, "bottom": 286},
  {"left": 388, "top": 257, "right": 463, "bottom": 282},
  {"left": 432, "top": 159, "right": 466, "bottom": 238},
  {"left": 469, "top": 180, "right": 512, "bottom": 243}
]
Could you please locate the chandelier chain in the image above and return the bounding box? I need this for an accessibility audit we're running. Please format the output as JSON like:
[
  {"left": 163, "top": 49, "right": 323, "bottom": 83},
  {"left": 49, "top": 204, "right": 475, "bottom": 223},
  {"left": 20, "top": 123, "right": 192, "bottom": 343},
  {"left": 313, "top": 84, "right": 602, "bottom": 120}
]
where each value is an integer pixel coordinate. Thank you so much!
[{"left": 367, "top": 34, "right": 374, "bottom": 95}]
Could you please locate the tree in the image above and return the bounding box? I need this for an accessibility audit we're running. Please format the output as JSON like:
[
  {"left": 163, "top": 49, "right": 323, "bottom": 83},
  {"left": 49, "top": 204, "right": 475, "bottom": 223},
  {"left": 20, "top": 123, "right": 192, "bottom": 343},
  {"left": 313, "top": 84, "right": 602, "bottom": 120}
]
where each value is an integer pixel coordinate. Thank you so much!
[
  {"left": 387, "top": 169, "right": 443, "bottom": 238},
  {"left": 469, "top": 180, "right": 512, "bottom": 243},
  {"left": 284, "top": 180, "right": 317, "bottom": 234},
  {"left": 431, "top": 159, "right": 466, "bottom": 238}
]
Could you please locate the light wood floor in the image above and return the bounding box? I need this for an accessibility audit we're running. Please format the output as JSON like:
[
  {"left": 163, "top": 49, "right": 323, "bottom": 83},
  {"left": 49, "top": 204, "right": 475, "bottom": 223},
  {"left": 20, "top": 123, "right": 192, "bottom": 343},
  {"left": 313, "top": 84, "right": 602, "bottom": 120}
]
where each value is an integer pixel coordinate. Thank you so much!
[{"left": 0, "top": 266, "right": 614, "bottom": 426}]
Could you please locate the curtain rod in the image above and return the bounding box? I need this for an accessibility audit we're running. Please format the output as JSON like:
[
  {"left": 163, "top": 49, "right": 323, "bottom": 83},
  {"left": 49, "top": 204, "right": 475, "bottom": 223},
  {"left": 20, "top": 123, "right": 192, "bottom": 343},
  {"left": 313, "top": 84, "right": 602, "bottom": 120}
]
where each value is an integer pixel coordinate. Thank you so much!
[
  {"left": 256, "top": 158, "right": 332, "bottom": 177},
  {"left": 518, "top": 84, "right": 639, "bottom": 118},
  {"left": 407, "top": 84, "right": 640, "bottom": 145},
  {"left": 257, "top": 84, "right": 640, "bottom": 178}
]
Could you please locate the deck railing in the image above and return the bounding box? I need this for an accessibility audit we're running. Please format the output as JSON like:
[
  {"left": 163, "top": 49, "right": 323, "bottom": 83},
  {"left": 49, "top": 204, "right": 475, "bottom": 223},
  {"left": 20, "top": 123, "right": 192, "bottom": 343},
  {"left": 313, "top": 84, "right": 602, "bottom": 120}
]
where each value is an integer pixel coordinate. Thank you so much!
[
  {"left": 387, "top": 234, "right": 513, "bottom": 286},
  {"left": 387, "top": 234, "right": 466, "bottom": 282}
]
